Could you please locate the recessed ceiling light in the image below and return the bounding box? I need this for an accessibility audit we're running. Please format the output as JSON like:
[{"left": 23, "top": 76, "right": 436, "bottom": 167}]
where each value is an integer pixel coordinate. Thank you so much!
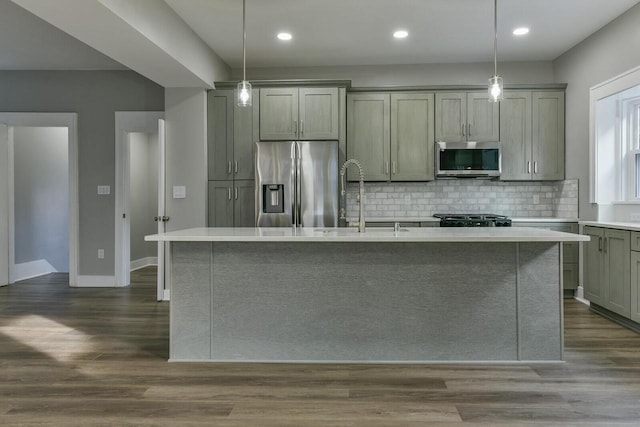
[
  {"left": 277, "top": 32, "right": 292, "bottom": 41},
  {"left": 393, "top": 30, "right": 409, "bottom": 39},
  {"left": 513, "top": 27, "right": 530, "bottom": 36}
]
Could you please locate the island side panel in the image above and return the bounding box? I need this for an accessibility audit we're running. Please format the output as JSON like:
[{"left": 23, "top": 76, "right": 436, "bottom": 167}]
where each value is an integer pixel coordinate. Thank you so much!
[
  {"left": 517, "top": 242, "right": 562, "bottom": 361},
  {"left": 170, "top": 242, "right": 212, "bottom": 360},
  {"left": 210, "top": 241, "right": 519, "bottom": 362}
]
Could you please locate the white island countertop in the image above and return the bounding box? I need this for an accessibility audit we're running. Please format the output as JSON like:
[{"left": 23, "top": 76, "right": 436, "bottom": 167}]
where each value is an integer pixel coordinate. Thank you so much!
[{"left": 146, "top": 227, "right": 589, "bottom": 243}]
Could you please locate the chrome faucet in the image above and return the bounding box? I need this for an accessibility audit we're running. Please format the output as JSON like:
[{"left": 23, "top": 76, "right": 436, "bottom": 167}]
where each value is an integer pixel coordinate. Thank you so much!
[{"left": 339, "top": 159, "right": 366, "bottom": 233}]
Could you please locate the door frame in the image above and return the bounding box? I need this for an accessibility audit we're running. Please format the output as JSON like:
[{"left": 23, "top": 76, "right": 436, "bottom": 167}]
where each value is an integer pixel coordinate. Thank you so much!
[
  {"left": 0, "top": 113, "right": 79, "bottom": 286},
  {"left": 114, "top": 111, "right": 164, "bottom": 287}
]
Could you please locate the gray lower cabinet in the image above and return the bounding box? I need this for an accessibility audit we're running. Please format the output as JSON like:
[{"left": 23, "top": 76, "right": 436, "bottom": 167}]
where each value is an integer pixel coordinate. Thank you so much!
[
  {"left": 207, "top": 89, "right": 256, "bottom": 181},
  {"left": 630, "top": 232, "right": 640, "bottom": 323},
  {"left": 501, "top": 90, "right": 565, "bottom": 181},
  {"left": 583, "top": 226, "right": 630, "bottom": 317},
  {"left": 260, "top": 87, "right": 339, "bottom": 140},
  {"left": 514, "top": 222, "right": 578, "bottom": 290},
  {"left": 208, "top": 180, "right": 255, "bottom": 227},
  {"left": 347, "top": 92, "right": 434, "bottom": 181}
]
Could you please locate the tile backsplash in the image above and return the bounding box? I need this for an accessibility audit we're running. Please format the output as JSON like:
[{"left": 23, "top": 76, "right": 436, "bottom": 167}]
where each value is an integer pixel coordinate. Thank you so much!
[{"left": 345, "top": 179, "right": 578, "bottom": 219}]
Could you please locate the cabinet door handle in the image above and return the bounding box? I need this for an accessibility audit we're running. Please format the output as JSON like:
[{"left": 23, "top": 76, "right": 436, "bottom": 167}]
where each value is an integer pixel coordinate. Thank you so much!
[
  {"left": 293, "top": 120, "right": 298, "bottom": 136},
  {"left": 300, "top": 120, "right": 304, "bottom": 136},
  {"left": 598, "top": 236, "right": 602, "bottom": 251},
  {"left": 227, "top": 161, "right": 232, "bottom": 174},
  {"left": 534, "top": 161, "right": 539, "bottom": 174},
  {"left": 461, "top": 123, "right": 466, "bottom": 137},
  {"left": 604, "top": 237, "right": 608, "bottom": 253},
  {"left": 392, "top": 161, "right": 397, "bottom": 174},
  {"left": 234, "top": 187, "right": 238, "bottom": 200},
  {"left": 468, "top": 123, "right": 472, "bottom": 137},
  {"left": 234, "top": 161, "right": 238, "bottom": 174},
  {"left": 527, "top": 161, "right": 531, "bottom": 174},
  {"left": 228, "top": 187, "right": 232, "bottom": 201},
  {"left": 385, "top": 161, "right": 390, "bottom": 174}
]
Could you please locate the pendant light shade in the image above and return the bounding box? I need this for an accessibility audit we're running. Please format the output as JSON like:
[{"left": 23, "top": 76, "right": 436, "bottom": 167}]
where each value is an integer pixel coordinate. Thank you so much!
[
  {"left": 237, "top": 0, "right": 251, "bottom": 107},
  {"left": 488, "top": 0, "right": 503, "bottom": 102}
]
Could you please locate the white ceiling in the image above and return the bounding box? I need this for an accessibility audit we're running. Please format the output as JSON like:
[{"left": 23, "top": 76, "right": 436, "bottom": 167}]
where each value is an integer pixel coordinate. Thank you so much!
[
  {"left": 165, "top": 0, "right": 640, "bottom": 68},
  {"left": 2, "top": 0, "right": 639, "bottom": 71}
]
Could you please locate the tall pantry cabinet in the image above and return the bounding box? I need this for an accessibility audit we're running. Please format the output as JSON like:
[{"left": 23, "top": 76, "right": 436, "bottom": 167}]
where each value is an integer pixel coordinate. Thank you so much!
[{"left": 207, "top": 89, "right": 257, "bottom": 227}]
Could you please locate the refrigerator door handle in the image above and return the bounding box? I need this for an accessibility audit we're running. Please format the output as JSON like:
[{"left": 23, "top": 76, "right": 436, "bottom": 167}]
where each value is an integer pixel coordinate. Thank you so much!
[
  {"left": 296, "top": 142, "right": 302, "bottom": 227},
  {"left": 291, "top": 142, "right": 297, "bottom": 228}
]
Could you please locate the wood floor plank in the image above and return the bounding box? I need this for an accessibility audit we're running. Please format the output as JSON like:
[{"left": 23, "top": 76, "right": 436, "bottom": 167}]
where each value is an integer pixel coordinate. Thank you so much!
[{"left": 1, "top": 269, "right": 640, "bottom": 425}]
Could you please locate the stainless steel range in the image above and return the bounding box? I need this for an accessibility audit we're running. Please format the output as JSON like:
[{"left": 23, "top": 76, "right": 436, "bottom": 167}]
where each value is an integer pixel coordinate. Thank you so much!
[{"left": 433, "top": 213, "right": 512, "bottom": 227}]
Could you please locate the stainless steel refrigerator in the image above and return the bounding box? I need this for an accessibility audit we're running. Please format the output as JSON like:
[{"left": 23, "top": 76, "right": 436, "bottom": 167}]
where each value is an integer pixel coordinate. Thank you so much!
[{"left": 255, "top": 140, "right": 338, "bottom": 227}]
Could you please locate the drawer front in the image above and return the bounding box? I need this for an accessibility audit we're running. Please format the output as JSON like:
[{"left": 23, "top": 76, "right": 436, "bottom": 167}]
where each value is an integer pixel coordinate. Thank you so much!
[{"left": 632, "top": 231, "right": 640, "bottom": 252}]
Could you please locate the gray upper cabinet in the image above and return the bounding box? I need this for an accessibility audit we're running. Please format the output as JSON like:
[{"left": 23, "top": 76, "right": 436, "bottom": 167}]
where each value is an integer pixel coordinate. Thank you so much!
[
  {"left": 390, "top": 93, "right": 435, "bottom": 181},
  {"left": 347, "top": 93, "right": 390, "bottom": 181},
  {"left": 347, "top": 92, "right": 434, "bottom": 181},
  {"left": 207, "top": 89, "right": 256, "bottom": 181},
  {"left": 501, "top": 90, "right": 564, "bottom": 181},
  {"left": 532, "top": 91, "right": 565, "bottom": 180},
  {"left": 500, "top": 91, "right": 532, "bottom": 180},
  {"left": 435, "top": 92, "right": 499, "bottom": 143},
  {"left": 260, "top": 87, "right": 339, "bottom": 140}
]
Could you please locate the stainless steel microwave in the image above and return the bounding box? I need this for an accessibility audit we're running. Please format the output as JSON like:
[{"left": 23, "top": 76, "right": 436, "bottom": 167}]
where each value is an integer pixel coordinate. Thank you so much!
[{"left": 435, "top": 141, "right": 501, "bottom": 178}]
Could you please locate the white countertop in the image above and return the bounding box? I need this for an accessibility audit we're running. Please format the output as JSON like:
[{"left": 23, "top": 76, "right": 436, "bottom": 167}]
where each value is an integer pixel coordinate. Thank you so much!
[
  {"left": 146, "top": 227, "right": 589, "bottom": 243},
  {"left": 347, "top": 217, "right": 579, "bottom": 223},
  {"left": 579, "top": 221, "right": 640, "bottom": 232}
]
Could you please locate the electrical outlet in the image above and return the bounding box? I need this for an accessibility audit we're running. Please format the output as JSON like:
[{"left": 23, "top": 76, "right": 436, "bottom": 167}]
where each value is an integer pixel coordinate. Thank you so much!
[
  {"left": 630, "top": 213, "right": 640, "bottom": 221},
  {"left": 97, "top": 249, "right": 104, "bottom": 259},
  {"left": 97, "top": 185, "right": 110, "bottom": 195},
  {"left": 533, "top": 194, "right": 540, "bottom": 204}
]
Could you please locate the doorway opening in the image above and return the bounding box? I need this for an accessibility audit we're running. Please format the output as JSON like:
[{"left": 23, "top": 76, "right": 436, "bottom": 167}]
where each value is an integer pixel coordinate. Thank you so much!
[
  {"left": 114, "top": 111, "right": 166, "bottom": 300},
  {"left": 0, "top": 113, "right": 78, "bottom": 288}
]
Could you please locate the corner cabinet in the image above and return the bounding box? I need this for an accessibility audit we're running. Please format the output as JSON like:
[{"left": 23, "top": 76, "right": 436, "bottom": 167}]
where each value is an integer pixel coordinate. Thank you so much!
[
  {"left": 501, "top": 91, "right": 565, "bottom": 181},
  {"left": 259, "top": 87, "right": 339, "bottom": 140},
  {"left": 347, "top": 92, "right": 435, "bottom": 181},
  {"left": 583, "top": 226, "right": 631, "bottom": 318},
  {"left": 435, "top": 92, "right": 499, "bottom": 143}
]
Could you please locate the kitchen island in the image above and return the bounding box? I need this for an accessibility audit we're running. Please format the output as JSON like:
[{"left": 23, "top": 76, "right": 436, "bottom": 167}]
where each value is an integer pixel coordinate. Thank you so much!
[{"left": 146, "top": 227, "right": 588, "bottom": 363}]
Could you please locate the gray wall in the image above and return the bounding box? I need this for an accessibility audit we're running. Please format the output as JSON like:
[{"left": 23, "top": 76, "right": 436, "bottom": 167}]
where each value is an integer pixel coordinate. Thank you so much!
[
  {"left": 235, "top": 61, "right": 556, "bottom": 87},
  {"left": 129, "top": 131, "right": 158, "bottom": 263},
  {"left": 554, "top": 3, "right": 640, "bottom": 220},
  {"left": 0, "top": 70, "right": 164, "bottom": 277},
  {"left": 13, "top": 126, "right": 68, "bottom": 272},
  {"left": 164, "top": 88, "right": 207, "bottom": 232}
]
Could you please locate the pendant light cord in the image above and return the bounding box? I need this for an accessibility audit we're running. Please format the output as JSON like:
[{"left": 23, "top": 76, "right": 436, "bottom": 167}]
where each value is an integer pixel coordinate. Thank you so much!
[
  {"left": 493, "top": 0, "right": 498, "bottom": 76},
  {"left": 242, "top": 0, "right": 246, "bottom": 82}
]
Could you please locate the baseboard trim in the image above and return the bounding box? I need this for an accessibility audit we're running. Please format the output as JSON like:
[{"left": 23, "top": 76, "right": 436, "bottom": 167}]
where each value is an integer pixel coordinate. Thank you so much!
[
  {"left": 131, "top": 256, "right": 158, "bottom": 271},
  {"left": 74, "top": 275, "right": 117, "bottom": 287},
  {"left": 590, "top": 303, "right": 640, "bottom": 334},
  {"left": 13, "top": 259, "right": 58, "bottom": 282}
]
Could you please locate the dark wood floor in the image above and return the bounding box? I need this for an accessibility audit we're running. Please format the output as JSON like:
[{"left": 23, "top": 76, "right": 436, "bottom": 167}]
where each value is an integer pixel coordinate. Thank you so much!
[{"left": 1, "top": 268, "right": 640, "bottom": 426}]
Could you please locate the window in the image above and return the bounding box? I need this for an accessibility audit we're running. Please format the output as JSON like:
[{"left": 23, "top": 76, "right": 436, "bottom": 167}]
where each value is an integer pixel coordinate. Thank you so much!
[{"left": 591, "top": 73, "right": 640, "bottom": 204}]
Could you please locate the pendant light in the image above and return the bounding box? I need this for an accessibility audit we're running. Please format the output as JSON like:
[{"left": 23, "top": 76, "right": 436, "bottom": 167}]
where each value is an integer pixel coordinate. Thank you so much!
[
  {"left": 488, "top": 0, "right": 503, "bottom": 102},
  {"left": 237, "top": 0, "right": 252, "bottom": 107}
]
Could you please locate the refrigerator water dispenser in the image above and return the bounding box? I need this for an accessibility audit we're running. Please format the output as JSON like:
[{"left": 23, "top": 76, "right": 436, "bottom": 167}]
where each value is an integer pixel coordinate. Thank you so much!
[{"left": 262, "top": 184, "right": 284, "bottom": 213}]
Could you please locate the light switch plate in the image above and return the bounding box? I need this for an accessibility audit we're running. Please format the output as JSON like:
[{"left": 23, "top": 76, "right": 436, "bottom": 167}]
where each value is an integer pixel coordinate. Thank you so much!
[
  {"left": 97, "top": 185, "right": 110, "bottom": 195},
  {"left": 173, "top": 185, "right": 186, "bottom": 199}
]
